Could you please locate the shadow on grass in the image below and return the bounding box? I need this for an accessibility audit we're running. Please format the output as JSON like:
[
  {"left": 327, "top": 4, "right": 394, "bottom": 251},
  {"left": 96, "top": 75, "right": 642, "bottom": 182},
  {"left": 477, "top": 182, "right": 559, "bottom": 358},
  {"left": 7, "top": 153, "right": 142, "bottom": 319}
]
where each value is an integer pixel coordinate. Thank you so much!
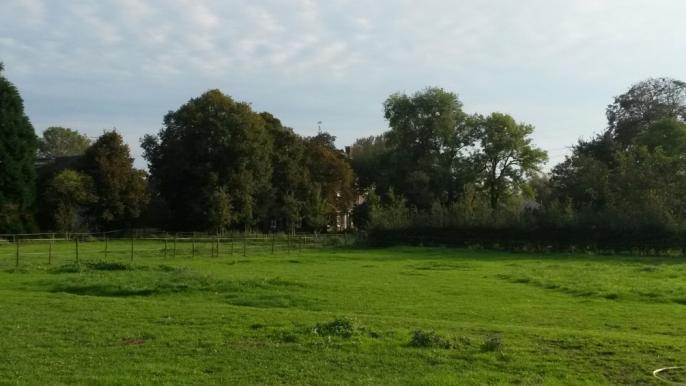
[{"left": 49, "top": 268, "right": 313, "bottom": 309}]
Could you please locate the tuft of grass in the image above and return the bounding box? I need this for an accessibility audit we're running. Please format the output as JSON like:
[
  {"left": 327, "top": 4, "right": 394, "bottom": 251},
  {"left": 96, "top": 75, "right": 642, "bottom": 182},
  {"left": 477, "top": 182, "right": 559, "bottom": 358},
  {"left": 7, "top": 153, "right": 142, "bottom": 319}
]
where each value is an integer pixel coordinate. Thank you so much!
[
  {"left": 85, "top": 261, "right": 130, "bottom": 271},
  {"left": 49, "top": 263, "right": 82, "bottom": 274}
]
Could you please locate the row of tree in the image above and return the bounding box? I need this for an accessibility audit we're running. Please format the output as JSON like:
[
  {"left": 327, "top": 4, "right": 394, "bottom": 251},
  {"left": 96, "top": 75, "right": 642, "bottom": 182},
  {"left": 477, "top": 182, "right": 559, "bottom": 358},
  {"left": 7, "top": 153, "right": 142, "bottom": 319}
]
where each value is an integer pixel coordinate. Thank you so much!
[
  {"left": 3, "top": 59, "right": 686, "bottom": 248},
  {"left": 0, "top": 64, "right": 354, "bottom": 233},
  {"left": 351, "top": 79, "right": 686, "bottom": 251}
]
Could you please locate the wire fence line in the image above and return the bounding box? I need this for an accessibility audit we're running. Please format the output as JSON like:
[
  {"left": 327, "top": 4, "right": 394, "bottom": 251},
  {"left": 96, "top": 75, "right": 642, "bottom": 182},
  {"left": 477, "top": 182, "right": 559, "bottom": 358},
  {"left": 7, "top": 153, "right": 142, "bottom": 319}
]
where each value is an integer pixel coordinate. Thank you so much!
[{"left": 0, "top": 231, "right": 354, "bottom": 268}]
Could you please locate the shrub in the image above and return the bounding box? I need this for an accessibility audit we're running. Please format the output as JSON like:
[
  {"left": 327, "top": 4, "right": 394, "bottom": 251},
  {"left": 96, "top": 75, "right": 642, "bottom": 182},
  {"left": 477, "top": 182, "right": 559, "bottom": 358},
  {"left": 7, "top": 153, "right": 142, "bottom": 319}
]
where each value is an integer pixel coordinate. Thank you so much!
[
  {"left": 481, "top": 334, "right": 504, "bottom": 352},
  {"left": 313, "top": 317, "right": 355, "bottom": 338},
  {"left": 409, "top": 329, "right": 454, "bottom": 349}
]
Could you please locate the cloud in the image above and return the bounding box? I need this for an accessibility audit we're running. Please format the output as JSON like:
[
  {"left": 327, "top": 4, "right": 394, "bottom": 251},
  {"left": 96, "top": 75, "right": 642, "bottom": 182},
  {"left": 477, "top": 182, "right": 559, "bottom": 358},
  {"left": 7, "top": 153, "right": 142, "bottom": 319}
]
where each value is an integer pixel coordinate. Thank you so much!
[{"left": 2, "top": 0, "right": 686, "bottom": 168}]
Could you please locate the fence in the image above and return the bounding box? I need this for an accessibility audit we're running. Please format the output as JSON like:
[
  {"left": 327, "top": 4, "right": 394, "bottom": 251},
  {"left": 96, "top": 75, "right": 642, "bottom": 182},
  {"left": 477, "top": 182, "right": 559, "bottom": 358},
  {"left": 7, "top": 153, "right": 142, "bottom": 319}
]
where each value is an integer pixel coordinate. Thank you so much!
[{"left": 0, "top": 231, "right": 353, "bottom": 268}]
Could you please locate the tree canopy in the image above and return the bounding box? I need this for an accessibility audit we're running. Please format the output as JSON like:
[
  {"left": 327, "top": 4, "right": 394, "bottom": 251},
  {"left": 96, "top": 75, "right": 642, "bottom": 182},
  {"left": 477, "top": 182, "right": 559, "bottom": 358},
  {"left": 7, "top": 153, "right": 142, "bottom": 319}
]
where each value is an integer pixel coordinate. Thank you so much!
[
  {"left": 0, "top": 64, "right": 37, "bottom": 232},
  {"left": 83, "top": 131, "right": 148, "bottom": 229},
  {"left": 143, "top": 90, "right": 273, "bottom": 231},
  {"left": 38, "top": 126, "right": 91, "bottom": 159}
]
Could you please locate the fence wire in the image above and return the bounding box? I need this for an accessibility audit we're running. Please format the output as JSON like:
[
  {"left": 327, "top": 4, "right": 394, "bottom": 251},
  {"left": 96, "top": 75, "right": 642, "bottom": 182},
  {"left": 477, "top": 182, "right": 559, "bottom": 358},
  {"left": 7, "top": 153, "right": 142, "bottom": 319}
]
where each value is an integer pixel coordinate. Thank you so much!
[{"left": 0, "top": 232, "right": 353, "bottom": 268}]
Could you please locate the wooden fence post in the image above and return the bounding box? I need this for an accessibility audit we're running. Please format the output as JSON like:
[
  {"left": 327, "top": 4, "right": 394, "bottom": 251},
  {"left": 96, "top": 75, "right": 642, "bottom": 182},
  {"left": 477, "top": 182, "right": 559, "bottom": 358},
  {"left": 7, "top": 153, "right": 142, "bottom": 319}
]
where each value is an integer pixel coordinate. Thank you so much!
[
  {"left": 192, "top": 234, "right": 196, "bottom": 257},
  {"left": 243, "top": 233, "right": 246, "bottom": 257},
  {"left": 173, "top": 235, "right": 177, "bottom": 258},
  {"left": 130, "top": 235, "right": 134, "bottom": 262},
  {"left": 15, "top": 237, "right": 19, "bottom": 267},
  {"left": 164, "top": 238, "right": 168, "bottom": 258}
]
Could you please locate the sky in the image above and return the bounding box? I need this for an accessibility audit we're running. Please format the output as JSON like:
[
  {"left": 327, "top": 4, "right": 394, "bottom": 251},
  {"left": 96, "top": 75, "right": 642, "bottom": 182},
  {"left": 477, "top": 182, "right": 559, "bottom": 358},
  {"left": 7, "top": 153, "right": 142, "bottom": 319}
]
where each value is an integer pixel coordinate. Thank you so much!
[{"left": 2, "top": 0, "right": 686, "bottom": 169}]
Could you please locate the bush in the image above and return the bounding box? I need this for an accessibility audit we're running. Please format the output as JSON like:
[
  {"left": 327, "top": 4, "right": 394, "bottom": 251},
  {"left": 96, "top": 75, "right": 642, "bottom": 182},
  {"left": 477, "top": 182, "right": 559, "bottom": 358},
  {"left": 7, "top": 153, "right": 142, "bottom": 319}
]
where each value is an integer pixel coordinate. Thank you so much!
[
  {"left": 313, "top": 317, "right": 355, "bottom": 338},
  {"left": 481, "top": 334, "right": 503, "bottom": 352},
  {"left": 409, "top": 329, "right": 455, "bottom": 349}
]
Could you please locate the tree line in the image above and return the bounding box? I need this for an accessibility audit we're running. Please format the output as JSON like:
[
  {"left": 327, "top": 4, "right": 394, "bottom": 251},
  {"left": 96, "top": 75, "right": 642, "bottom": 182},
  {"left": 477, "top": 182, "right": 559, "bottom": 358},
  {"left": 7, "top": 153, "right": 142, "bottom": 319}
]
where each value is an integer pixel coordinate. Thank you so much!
[
  {"left": 352, "top": 79, "right": 686, "bottom": 251},
  {"left": 1, "top": 64, "right": 353, "bottom": 234},
  {"left": 2, "top": 61, "right": 686, "bottom": 250}
]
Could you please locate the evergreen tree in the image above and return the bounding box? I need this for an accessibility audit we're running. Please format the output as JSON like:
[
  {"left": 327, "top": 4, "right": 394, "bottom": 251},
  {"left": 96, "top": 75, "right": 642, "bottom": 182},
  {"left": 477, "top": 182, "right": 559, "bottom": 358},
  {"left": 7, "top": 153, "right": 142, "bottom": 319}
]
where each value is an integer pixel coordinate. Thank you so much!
[
  {"left": 0, "top": 63, "right": 38, "bottom": 232},
  {"left": 83, "top": 131, "right": 148, "bottom": 229}
]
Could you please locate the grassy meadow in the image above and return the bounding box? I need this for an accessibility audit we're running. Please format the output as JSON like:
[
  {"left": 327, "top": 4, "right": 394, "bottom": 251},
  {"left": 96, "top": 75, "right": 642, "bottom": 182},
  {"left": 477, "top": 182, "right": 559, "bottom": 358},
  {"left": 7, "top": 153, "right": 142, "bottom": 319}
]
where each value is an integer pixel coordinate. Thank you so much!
[{"left": 0, "top": 240, "right": 685, "bottom": 385}]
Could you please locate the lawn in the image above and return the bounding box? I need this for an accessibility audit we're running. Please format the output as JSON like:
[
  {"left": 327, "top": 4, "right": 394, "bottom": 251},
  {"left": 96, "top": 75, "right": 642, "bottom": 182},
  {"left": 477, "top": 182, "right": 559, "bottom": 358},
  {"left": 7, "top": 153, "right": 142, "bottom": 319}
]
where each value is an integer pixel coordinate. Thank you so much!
[{"left": 0, "top": 241, "right": 685, "bottom": 385}]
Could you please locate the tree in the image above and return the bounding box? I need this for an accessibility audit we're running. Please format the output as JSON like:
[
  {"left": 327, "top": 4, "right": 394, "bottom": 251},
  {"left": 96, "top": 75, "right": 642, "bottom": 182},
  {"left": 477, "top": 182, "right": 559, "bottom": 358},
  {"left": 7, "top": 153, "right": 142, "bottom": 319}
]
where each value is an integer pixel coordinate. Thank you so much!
[
  {"left": 635, "top": 118, "right": 686, "bottom": 154},
  {"left": 0, "top": 63, "right": 37, "bottom": 232},
  {"left": 83, "top": 131, "right": 148, "bottom": 229},
  {"left": 383, "top": 87, "right": 471, "bottom": 208},
  {"left": 303, "top": 185, "right": 329, "bottom": 233},
  {"left": 46, "top": 169, "right": 96, "bottom": 233},
  {"left": 305, "top": 132, "right": 355, "bottom": 221},
  {"left": 262, "top": 112, "right": 308, "bottom": 231},
  {"left": 471, "top": 113, "right": 547, "bottom": 211},
  {"left": 142, "top": 90, "right": 272, "bottom": 231},
  {"left": 607, "top": 77, "right": 686, "bottom": 146},
  {"left": 350, "top": 135, "right": 392, "bottom": 193},
  {"left": 549, "top": 133, "right": 615, "bottom": 210},
  {"left": 38, "top": 126, "right": 91, "bottom": 158},
  {"left": 207, "top": 186, "right": 231, "bottom": 234}
]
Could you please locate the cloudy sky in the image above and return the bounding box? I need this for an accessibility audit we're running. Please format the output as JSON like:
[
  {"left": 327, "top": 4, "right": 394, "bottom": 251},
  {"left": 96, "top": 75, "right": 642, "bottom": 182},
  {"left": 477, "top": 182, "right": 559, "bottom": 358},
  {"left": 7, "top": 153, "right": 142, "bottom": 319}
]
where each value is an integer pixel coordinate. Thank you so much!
[{"left": 2, "top": 0, "right": 686, "bottom": 168}]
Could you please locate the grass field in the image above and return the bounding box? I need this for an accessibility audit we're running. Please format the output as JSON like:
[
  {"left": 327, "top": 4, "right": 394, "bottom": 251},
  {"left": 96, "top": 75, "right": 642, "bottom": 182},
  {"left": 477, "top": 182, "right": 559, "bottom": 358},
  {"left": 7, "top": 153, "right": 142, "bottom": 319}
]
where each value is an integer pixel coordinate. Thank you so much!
[{"left": 1, "top": 241, "right": 685, "bottom": 384}]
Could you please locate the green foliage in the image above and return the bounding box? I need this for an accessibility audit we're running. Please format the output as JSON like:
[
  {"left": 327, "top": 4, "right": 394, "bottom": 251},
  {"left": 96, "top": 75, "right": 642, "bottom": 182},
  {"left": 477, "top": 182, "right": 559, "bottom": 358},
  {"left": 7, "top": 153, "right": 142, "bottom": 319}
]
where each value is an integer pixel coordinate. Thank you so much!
[
  {"left": 0, "top": 65, "right": 37, "bottom": 232},
  {"left": 304, "top": 132, "right": 355, "bottom": 218},
  {"left": 303, "top": 185, "right": 329, "bottom": 232},
  {"left": 143, "top": 90, "right": 272, "bottom": 231},
  {"left": 313, "top": 317, "right": 355, "bottom": 338},
  {"left": 607, "top": 77, "right": 686, "bottom": 146},
  {"left": 409, "top": 329, "right": 455, "bottom": 349},
  {"left": 84, "top": 131, "right": 148, "bottom": 229},
  {"left": 549, "top": 79, "right": 686, "bottom": 240},
  {"left": 206, "top": 186, "right": 231, "bottom": 234},
  {"left": 381, "top": 87, "right": 470, "bottom": 208},
  {"left": 470, "top": 112, "right": 548, "bottom": 211},
  {"left": 46, "top": 169, "right": 97, "bottom": 232},
  {"left": 38, "top": 126, "right": 91, "bottom": 158},
  {"left": 263, "top": 113, "right": 307, "bottom": 231},
  {"left": 350, "top": 135, "right": 392, "bottom": 191}
]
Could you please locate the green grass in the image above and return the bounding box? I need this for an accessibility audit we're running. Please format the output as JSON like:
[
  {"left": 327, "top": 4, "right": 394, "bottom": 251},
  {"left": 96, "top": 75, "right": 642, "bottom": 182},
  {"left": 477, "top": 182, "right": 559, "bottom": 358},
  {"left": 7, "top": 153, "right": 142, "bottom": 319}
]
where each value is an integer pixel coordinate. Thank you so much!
[{"left": 0, "top": 241, "right": 685, "bottom": 384}]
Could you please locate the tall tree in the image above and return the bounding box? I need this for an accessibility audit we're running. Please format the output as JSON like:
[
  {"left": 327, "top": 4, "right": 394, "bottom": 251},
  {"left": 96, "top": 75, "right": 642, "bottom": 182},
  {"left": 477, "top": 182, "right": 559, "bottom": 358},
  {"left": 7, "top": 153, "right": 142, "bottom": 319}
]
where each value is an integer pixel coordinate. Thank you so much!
[
  {"left": 142, "top": 90, "right": 272, "bottom": 231},
  {"left": 607, "top": 77, "right": 686, "bottom": 146},
  {"left": 305, "top": 132, "right": 355, "bottom": 222},
  {"left": 83, "top": 131, "right": 148, "bottom": 229},
  {"left": 38, "top": 126, "right": 91, "bottom": 159},
  {"left": 0, "top": 63, "right": 37, "bottom": 232},
  {"left": 471, "top": 113, "right": 547, "bottom": 211},
  {"left": 263, "top": 112, "right": 308, "bottom": 231},
  {"left": 383, "top": 87, "right": 470, "bottom": 208}
]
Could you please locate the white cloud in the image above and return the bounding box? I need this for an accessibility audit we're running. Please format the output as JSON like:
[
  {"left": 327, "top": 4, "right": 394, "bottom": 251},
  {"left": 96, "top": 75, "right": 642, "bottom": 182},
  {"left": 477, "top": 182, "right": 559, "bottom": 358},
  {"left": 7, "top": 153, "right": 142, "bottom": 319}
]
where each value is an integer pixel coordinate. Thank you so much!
[{"left": 2, "top": 0, "right": 686, "bottom": 166}]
